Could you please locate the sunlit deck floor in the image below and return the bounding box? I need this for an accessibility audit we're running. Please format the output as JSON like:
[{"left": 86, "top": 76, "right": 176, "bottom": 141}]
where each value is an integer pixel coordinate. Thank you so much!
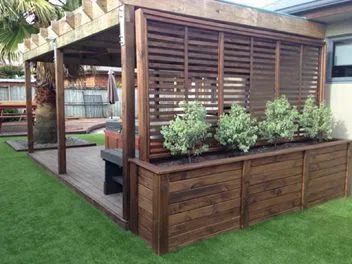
[{"left": 29, "top": 146, "right": 126, "bottom": 228}]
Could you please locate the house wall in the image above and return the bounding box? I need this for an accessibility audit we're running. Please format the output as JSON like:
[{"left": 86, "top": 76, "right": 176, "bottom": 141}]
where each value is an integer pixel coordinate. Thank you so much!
[{"left": 325, "top": 19, "right": 352, "bottom": 140}]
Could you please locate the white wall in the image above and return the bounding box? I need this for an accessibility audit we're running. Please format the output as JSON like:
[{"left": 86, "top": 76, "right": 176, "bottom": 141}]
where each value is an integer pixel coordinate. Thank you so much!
[
  {"left": 325, "top": 83, "right": 352, "bottom": 139},
  {"left": 325, "top": 19, "right": 352, "bottom": 139}
]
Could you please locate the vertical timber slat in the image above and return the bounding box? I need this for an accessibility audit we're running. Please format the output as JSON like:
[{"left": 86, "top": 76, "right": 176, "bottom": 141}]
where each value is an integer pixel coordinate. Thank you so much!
[
  {"left": 318, "top": 43, "right": 327, "bottom": 103},
  {"left": 241, "top": 160, "right": 251, "bottom": 228},
  {"left": 218, "top": 32, "right": 224, "bottom": 115},
  {"left": 275, "top": 40, "right": 281, "bottom": 98},
  {"left": 345, "top": 143, "right": 352, "bottom": 196},
  {"left": 299, "top": 44, "right": 304, "bottom": 109},
  {"left": 54, "top": 48, "right": 66, "bottom": 174},
  {"left": 184, "top": 26, "right": 189, "bottom": 101},
  {"left": 129, "top": 162, "right": 138, "bottom": 233},
  {"left": 121, "top": 4, "right": 136, "bottom": 221},
  {"left": 302, "top": 150, "right": 310, "bottom": 209},
  {"left": 248, "top": 37, "right": 254, "bottom": 111},
  {"left": 136, "top": 9, "right": 150, "bottom": 161},
  {"left": 25, "top": 61, "right": 34, "bottom": 153},
  {"left": 152, "top": 174, "right": 169, "bottom": 254}
]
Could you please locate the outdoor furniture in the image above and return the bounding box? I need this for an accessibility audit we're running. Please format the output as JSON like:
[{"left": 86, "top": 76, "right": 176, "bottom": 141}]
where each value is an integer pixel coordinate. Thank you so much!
[
  {"left": 101, "top": 148, "right": 139, "bottom": 195},
  {"left": 104, "top": 119, "right": 140, "bottom": 149},
  {"left": 101, "top": 149, "right": 124, "bottom": 194},
  {"left": 0, "top": 101, "right": 36, "bottom": 132}
]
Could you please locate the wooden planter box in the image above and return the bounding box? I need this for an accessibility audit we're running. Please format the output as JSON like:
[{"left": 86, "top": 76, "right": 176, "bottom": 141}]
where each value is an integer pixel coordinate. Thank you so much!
[{"left": 129, "top": 140, "right": 352, "bottom": 254}]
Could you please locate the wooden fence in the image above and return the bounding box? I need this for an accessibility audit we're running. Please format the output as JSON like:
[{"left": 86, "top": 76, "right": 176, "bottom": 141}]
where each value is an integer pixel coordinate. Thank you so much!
[
  {"left": 136, "top": 9, "right": 326, "bottom": 161},
  {"left": 0, "top": 86, "right": 126, "bottom": 118}
]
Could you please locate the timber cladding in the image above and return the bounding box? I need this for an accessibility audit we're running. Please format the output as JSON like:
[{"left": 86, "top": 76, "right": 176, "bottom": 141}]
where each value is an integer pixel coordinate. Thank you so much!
[
  {"left": 129, "top": 140, "right": 352, "bottom": 254},
  {"left": 136, "top": 9, "right": 326, "bottom": 161}
]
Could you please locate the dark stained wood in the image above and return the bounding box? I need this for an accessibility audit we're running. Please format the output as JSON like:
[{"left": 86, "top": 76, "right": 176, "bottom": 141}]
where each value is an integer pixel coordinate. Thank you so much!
[
  {"left": 121, "top": 4, "right": 136, "bottom": 221},
  {"left": 275, "top": 40, "right": 280, "bottom": 98},
  {"left": 301, "top": 150, "right": 310, "bottom": 209},
  {"left": 24, "top": 61, "right": 34, "bottom": 153},
  {"left": 240, "top": 160, "right": 250, "bottom": 228},
  {"left": 138, "top": 12, "right": 324, "bottom": 159},
  {"left": 129, "top": 161, "right": 138, "bottom": 233},
  {"left": 135, "top": 9, "right": 150, "bottom": 161},
  {"left": 318, "top": 43, "right": 327, "bottom": 103},
  {"left": 218, "top": 32, "right": 224, "bottom": 115},
  {"left": 54, "top": 48, "right": 66, "bottom": 174},
  {"left": 152, "top": 174, "right": 169, "bottom": 255},
  {"left": 130, "top": 140, "right": 350, "bottom": 254},
  {"left": 30, "top": 146, "right": 126, "bottom": 228}
]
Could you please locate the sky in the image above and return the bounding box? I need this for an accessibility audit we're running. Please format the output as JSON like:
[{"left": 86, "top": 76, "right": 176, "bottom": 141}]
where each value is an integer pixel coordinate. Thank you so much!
[{"left": 225, "top": 0, "right": 278, "bottom": 8}]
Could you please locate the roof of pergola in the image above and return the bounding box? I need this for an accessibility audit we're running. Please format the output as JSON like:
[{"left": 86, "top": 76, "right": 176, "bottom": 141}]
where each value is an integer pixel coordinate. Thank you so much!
[{"left": 20, "top": 0, "right": 326, "bottom": 65}]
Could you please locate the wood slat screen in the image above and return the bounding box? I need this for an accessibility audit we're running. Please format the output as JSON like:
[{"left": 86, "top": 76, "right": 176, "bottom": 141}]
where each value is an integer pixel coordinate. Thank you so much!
[{"left": 136, "top": 9, "right": 325, "bottom": 161}]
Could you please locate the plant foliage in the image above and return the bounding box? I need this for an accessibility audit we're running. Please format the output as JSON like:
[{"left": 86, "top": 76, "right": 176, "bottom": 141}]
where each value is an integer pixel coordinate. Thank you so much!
[
  {"left": 215, "top": 104, "right": 258, "bottom": 152},
  {"left": 299, "top": 95, "right": 333, "bottom": 142},
  {"left": 161, "top": 101, "right": 211, "bottom": 162},
  {"left": 259, "top": 95, "right": 299, "bottom": 145}
]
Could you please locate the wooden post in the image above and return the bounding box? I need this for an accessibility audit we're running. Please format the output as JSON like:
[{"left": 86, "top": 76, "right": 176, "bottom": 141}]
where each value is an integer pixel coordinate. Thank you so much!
[
  {"left": 318, "top": 43, "right": 327, "bottom": 103},
  {"left": 240, "top": 160, "right": 251, "bottom": 228},
  {"left": 274, "top": 40, "right": 281, "bottom": 98},
  {"left": 218, "top": 32, "right": 224, "bottom": 115},
  {"left": 25, "top": 61, "right": 34, "bottom": 153},
  {"left": 184, "top": 26, "right": 189, "bottom": 101},
  {"left": 301, "top": 150, "right": 311, "bottom": 209},
  {"left": 121, "top": 4, "right": 136, "bottom": 220},
  {"left": 298, "top": 45, "right": 304, "bottom": 109},
  {"left": 152, "top": 174, "right": 169, "bottom": 255},
  {"left": 136, "top": 9, "right": 150, "bottom": 161},
  {"left": 345, "top": 143, "right": 352, "bottom": 197},
  {"left": 54, "top": 48, "right": 66, "bottom": 174},
  {"left": 129, "top": 162, "right": 138, "bottom": 233}
]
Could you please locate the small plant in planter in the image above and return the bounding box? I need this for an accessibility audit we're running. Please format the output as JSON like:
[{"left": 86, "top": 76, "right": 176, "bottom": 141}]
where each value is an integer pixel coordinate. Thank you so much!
[
  {"left": 161, "top": 101, "right": 212, "bottom": 163},
  {"left": 215, "top": 104, "right": 258, "bottom": 152},
  {"left": 259, "top": 95, "right": 299, "bottom": 146},
  {"left": 299, "top": 95, "right": 333, "bottom": 142}
]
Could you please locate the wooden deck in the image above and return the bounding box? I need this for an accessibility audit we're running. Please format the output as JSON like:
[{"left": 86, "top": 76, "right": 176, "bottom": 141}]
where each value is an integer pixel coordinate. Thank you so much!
[{"left": 29, "top": 146, "right": 126, "bottom": 228}]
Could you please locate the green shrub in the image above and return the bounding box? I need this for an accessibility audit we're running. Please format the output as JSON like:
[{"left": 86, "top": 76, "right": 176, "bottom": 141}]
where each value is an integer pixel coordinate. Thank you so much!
[
  {"left": 299, "top": 96, "right": 333, "bottom": 142},
  {"left": 259, "top": 95, "right": 299, "bottom": 145},
  {"left": 160, "top": 101, "right": 211, "bottom": 163},
  {"left": 215, "top": 104, "right": 258, "bottom": 152}
]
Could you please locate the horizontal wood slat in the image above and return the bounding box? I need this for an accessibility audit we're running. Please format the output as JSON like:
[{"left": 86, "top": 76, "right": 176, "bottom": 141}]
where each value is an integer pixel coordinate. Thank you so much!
[
  {"left": 130, "top": 140, "right": 351, "bottom": 254},
  {"left": 136, "top": 11, "right": 325, "bottom": 159}
]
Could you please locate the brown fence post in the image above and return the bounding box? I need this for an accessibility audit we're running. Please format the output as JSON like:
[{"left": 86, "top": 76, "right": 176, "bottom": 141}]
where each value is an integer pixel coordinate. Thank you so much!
[
  {"left": 241, "top": 160, "right": 251, "bottom": 228},
  {"left": 302, "top": 150, "right": 311, "bottom": 209},
  {"left": 152, "top": 174, "right": 169, "bottom": 255},
  {"left": 345, "top": 143, "right": 352, "bottom": 197},
  {"left": 129, "top": 162, "right": 138, "bottom": 233}
]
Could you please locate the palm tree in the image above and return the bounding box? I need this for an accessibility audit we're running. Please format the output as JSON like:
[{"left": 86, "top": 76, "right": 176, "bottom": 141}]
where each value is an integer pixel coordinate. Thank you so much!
[{"left": 0, "top": 0, "right": 81, "bottom": 143}]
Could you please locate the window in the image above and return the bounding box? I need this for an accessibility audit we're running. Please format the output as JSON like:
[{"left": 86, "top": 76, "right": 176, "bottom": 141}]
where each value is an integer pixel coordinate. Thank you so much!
[{"left": 332, "top": 39, "right": 352, "bottom": 78}]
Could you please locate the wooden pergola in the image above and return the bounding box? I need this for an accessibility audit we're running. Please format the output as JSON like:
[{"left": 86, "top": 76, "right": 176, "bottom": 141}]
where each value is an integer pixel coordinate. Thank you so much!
[{"left": 21, "top": 0, "right": 326, "bottom": 246}]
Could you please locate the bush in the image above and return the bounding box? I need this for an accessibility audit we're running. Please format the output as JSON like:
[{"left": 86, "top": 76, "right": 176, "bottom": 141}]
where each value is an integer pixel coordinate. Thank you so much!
[
  {"left": 160, "top": 101, "right": 211, "bottom": 163},
  {"left": 299, "top": 96, "right": 333, "bottom": 142},
  {"left": 215, "top": 104, "right": 258, "bottom": 152},
  {"left": 259, "top": 95, "right": 299, "bottom": 145}
]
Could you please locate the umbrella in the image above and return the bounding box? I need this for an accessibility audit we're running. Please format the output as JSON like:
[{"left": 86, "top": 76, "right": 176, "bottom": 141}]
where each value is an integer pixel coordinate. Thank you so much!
[{"left": 107, "top": 69, "right": 118, "bottom": 118}]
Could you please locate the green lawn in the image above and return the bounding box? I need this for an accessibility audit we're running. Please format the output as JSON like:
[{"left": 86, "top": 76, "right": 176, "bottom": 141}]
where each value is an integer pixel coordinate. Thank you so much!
[{"left": 1, "top": 135, "right": 352, "bottom": 264}]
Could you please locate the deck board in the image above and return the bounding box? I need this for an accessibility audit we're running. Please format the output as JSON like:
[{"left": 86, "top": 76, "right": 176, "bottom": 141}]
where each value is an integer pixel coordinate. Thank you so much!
[{"left": 29, "top": 146, "right": 126, "bottom": 228}]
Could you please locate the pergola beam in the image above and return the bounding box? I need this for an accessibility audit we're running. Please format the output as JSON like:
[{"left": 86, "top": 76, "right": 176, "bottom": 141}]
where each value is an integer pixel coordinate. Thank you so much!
[{"left": 54, "top": 48, "right": 66, "bottom": 174}]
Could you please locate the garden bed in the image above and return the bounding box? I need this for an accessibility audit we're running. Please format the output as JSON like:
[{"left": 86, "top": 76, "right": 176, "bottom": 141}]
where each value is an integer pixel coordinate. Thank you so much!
[{"left": 129, "top": 139, "right": 352, "bottom": 254}]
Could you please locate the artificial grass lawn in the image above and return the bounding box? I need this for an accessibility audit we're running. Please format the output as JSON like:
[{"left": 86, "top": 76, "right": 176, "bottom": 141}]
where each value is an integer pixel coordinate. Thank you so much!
[{"left": 1, "top": 134, "right": 352, "bottom": 264}]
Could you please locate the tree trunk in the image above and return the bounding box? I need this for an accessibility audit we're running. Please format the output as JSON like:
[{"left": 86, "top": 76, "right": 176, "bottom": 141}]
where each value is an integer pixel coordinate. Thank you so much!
[
  {"left": 34, "top": 62, "right": 57, "bottom": 144},
  {"left": 34, "top": 103, "right": 57, "bottom": 144}
]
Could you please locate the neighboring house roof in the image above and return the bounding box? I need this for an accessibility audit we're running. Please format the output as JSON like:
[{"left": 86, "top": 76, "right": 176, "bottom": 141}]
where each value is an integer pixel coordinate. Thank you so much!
[
  {"left": 266, "top": 0, "right": 352, "bottom": 24},
  {"left": 265, "top": 0, "right": 350, "bottom": 13}
]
